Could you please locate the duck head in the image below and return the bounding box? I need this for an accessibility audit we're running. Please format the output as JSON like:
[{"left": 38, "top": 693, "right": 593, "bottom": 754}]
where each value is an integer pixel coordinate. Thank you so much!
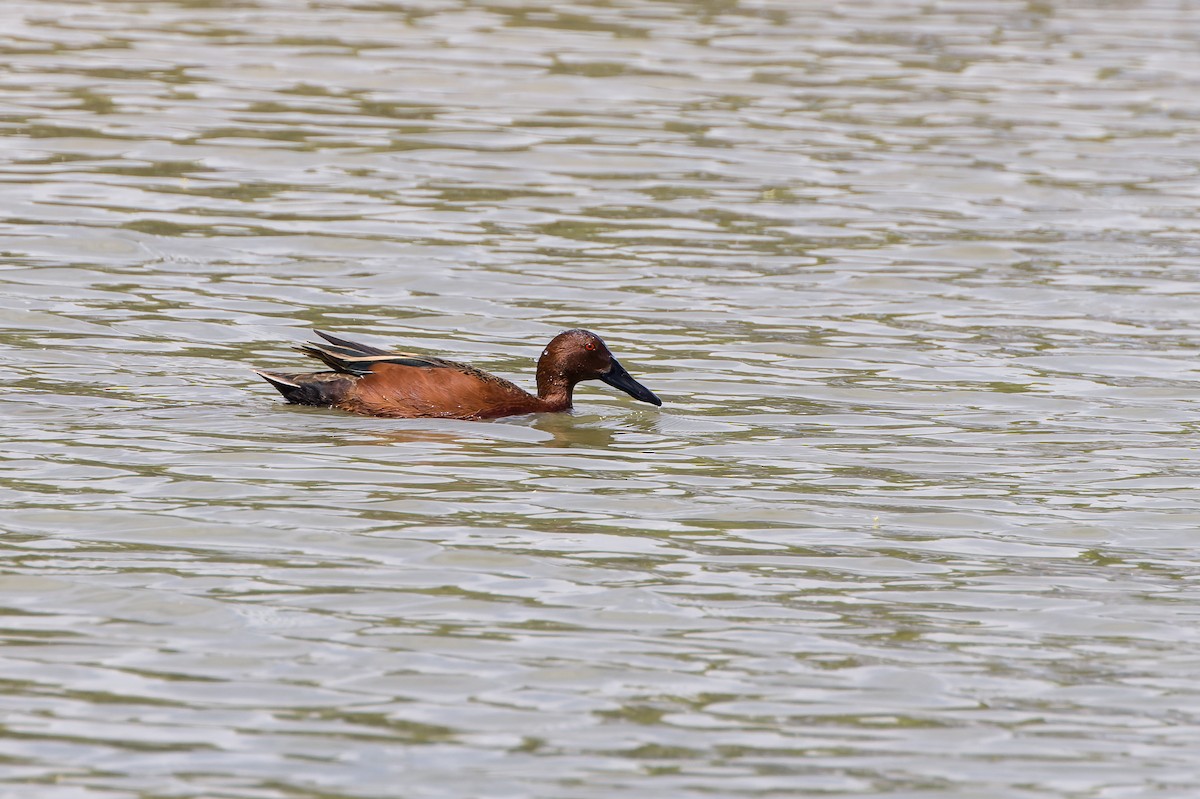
[{"left": 536, "top": 329, "right": 662, "bottom": 407}]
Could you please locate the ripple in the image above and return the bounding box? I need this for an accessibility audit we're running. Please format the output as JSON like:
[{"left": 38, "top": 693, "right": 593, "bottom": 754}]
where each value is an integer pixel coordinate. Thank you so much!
[{"left": 3, "top": 1, "right": 1200, "bottom": 797}]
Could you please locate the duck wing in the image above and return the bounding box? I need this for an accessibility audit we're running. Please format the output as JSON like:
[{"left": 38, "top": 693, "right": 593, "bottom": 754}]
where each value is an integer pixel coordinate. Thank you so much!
[
  {"left": 313, "top": 330, "right": 390, "bottom": 357},
  {"left": 299, "top": 330, "right": 460, "bottom": 375}
]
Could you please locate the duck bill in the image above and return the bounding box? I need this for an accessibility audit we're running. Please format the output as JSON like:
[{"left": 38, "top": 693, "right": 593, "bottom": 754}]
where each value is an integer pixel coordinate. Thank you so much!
[{"left": 599, "top": 358, "right": 662, "bottom": 406}]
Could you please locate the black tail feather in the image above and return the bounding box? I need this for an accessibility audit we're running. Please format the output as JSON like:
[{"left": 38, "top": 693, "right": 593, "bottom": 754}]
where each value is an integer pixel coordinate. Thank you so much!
[{"left": 252, "top": 370, "right": 356, "bottom": 406}]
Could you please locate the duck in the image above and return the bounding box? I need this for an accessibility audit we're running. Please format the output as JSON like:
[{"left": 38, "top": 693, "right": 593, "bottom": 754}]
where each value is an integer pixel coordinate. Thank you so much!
[{"left": 253, "top": 329, "right": 662, "bottom": 420}]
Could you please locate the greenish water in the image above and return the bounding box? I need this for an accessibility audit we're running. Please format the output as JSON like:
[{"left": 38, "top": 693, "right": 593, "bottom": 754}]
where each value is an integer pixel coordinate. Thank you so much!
[{"left": 2, "top": 1, "right": 1200, "bottom": 797}]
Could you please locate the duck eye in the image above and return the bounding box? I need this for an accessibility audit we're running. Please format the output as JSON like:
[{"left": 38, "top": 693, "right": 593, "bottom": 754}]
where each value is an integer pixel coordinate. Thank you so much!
[{"left": 585, "top": 341, "right": 596, "bottom": 351}]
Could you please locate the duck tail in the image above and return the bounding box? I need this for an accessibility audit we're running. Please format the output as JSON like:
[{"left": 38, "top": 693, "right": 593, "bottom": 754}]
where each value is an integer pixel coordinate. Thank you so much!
[{"left": 252, "top": 370, "right": 356, "bottom": 407}]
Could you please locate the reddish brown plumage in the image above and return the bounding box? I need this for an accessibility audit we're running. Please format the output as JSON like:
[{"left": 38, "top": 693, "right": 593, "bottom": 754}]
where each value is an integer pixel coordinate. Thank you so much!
[{"left": 254, "top": 329, "right": 662, "bottom": 420}]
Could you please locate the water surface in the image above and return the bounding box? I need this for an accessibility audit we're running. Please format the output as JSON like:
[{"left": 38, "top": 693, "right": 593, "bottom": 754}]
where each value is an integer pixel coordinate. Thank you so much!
[{"left": 3, "top": 1, "right": 1200, "bottom": 797}]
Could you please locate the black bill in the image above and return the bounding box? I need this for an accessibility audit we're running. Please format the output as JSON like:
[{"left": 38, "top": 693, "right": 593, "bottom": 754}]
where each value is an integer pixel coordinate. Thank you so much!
[{"left": 599, "top": 357, "right": 662, "bottom": 406}]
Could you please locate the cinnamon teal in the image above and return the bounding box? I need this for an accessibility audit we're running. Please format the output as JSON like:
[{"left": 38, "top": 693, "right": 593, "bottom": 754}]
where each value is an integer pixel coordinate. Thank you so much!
[{"left": 253, "top": 329, "right": 662, "bottom": 420}]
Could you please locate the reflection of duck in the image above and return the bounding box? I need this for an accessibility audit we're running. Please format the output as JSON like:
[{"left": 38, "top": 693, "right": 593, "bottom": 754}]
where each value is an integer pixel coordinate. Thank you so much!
[{"left": 254, "top": 329, "right": 662, "bottom": 420}]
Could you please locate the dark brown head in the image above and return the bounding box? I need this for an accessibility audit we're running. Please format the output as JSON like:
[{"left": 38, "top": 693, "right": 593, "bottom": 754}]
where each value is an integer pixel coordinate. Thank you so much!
[{"left": 535, "top": 329, "right": 662, "bottom": 408}]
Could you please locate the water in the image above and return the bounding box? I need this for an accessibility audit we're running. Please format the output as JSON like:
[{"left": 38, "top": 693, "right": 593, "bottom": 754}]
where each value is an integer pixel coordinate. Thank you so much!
[{"left": 3, "top": 0, "right": 1200, "bottom": 796}]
